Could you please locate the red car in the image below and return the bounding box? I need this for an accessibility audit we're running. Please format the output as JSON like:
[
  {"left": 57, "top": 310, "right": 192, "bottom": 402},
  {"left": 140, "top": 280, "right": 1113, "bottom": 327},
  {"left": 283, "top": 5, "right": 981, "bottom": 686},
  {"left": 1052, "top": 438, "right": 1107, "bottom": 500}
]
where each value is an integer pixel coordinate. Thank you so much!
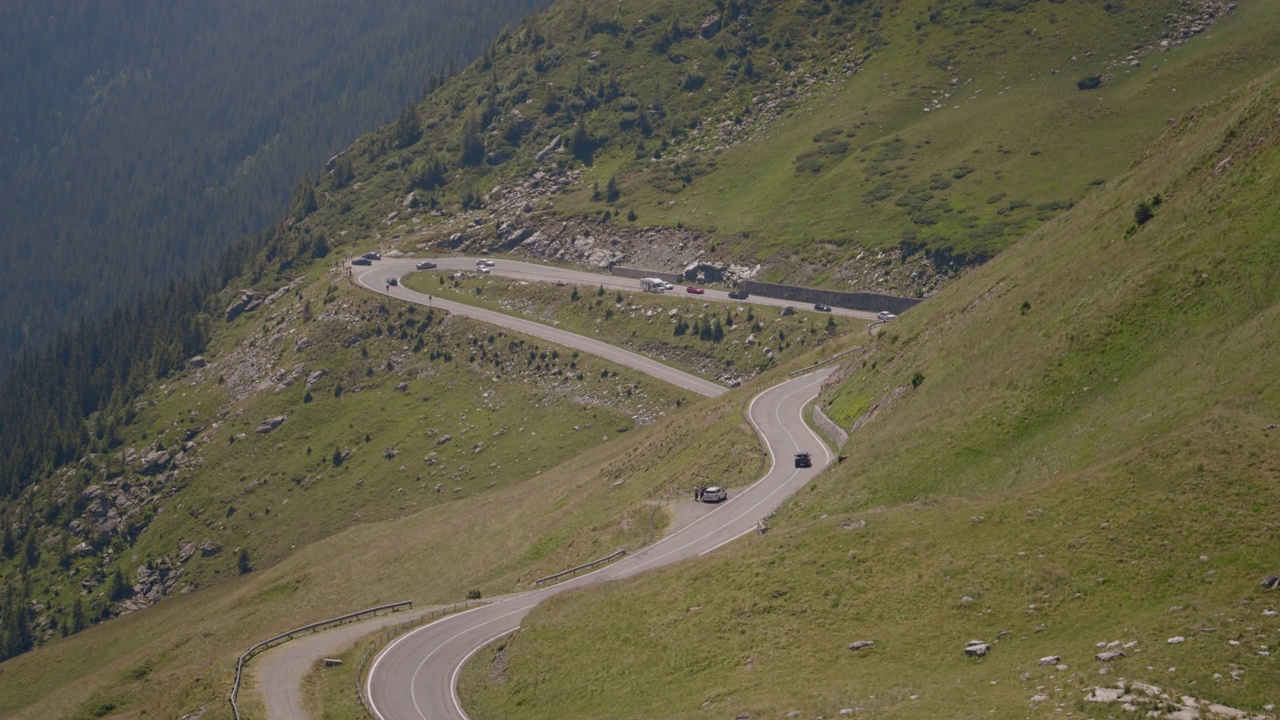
[{"left": 686, "top": 286, "right": 705, "bottom": 294}]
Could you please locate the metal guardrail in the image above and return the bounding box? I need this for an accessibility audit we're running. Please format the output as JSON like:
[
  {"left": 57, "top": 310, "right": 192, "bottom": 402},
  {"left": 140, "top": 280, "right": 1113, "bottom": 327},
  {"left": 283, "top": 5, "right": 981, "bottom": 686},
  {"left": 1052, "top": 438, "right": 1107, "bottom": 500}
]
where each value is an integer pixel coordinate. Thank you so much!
[
  {"left": 229, "top": 600, "right": 413, "bottom": 720},
  {"left": 534, "top": 548, "right": 628, "bottom": 586}
]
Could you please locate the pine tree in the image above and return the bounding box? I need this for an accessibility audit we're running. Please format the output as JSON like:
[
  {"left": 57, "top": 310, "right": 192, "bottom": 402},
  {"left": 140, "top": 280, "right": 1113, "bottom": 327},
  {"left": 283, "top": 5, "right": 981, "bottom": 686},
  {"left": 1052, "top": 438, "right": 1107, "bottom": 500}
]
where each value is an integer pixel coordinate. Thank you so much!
[
  {"left": 459, "top": 112, "right": 484, "bottom": 166},
  {"left": 1, "top": 524, "right": 13, "bottom": 559},
  {"left": 71, "top": 596, "right": 86, "bottom": 633}
]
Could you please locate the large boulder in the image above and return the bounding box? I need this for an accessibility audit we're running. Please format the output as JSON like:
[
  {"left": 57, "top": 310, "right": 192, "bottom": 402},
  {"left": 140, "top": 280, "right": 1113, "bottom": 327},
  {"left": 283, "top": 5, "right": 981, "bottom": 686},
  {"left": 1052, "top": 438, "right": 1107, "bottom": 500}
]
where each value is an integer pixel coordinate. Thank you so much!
[{"left": 255, "top": 415, "right": 286, "bottom": 434}]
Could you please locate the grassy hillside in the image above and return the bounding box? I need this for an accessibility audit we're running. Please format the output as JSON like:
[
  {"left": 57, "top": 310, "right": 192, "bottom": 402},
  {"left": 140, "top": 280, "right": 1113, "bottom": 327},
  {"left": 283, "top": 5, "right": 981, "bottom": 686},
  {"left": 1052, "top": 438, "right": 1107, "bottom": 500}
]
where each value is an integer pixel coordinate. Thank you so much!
[
  {"left": 3, "top": 0, "right": 1279, "bottom": 716},
  {"left": 315, "top": 0, "right": 1269, "bottom": 296},
  {"left": 458, "top": 56, "right": 1280, "bottom": 720}
]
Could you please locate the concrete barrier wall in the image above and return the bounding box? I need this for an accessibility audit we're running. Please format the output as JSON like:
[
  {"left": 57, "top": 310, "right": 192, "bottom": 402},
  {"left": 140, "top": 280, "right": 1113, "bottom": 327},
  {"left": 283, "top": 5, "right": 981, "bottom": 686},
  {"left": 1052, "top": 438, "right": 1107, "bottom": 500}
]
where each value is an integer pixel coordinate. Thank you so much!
[
  {"left": 742, "top": 280, "right": 921, "bottom": 314},
  {"left": 612, "top": 267, "right": 922, "bottom": 314}
]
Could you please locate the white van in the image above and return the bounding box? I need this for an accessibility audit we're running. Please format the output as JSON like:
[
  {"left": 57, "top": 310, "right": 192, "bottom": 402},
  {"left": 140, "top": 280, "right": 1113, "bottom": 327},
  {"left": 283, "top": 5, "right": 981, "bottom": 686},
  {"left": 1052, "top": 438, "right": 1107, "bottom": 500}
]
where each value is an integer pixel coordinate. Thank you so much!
[{"left": 641, "top": 278, "right": 666, "bottom": 293}]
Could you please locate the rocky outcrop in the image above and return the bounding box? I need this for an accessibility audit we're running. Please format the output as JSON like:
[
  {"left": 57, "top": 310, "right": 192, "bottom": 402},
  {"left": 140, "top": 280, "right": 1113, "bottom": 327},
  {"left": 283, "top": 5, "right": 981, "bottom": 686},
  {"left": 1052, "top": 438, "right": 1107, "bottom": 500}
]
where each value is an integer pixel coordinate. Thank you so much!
[
  {"left": 255, "top": 415, "right": 286, "bottom": 434},
  {"left": 121, "top": 557, "right": 182, "bottom": 613},
  {"left": 225, "top": 290, "right": 261, "bottom": 321}
]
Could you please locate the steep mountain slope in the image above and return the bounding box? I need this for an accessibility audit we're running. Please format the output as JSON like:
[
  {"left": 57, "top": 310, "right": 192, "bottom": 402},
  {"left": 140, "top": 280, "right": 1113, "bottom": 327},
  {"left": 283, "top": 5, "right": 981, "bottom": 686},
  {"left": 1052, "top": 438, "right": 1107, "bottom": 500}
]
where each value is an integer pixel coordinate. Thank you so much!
[
  {"left": 458, "top": 51, "right": 1280, "bottom": 720},
  {"left": 0, "top": 0, "right": 1277, "bottom": 716},
  {"left": 0, "top": 0, "right": 551, "bottom": 373}
]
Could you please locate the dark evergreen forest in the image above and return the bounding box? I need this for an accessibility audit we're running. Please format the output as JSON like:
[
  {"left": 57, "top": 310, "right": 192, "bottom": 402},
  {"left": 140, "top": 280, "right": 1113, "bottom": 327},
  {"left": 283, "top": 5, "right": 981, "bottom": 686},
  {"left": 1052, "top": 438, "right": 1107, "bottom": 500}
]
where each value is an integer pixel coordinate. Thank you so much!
[{"left": 0, "top": 0, "right": 552, "bottom": 375}]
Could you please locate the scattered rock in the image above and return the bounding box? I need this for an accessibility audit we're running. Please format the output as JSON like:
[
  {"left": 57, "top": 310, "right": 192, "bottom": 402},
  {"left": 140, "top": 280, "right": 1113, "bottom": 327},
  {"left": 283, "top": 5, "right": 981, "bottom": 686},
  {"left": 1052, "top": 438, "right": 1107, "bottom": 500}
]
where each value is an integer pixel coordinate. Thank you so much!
[
  {"left": 255, "top": 416, "right": 286, "bottom": 434},
  {"left": 1261, "top": 575, "right": 1280, "bottom": 590},
  {"left": 306, "top": 369, "right": 329, "bottom": 387},
  {"left": 1039, "top": 655, "right": 1061, "bottom": 665},
  {"left": 965, "top": 640, "right": 991, "bottom": 657},
  {"left": 187, "top": 355, "right": 208, "bottom": 369},
  {"left": 1168, "top": 636, "right": 1185, "bottom": 645},
  {"left": 1095, "top": 649, "right": 1125, "bottom": 662},
  {"left": 848, "top": 640, "right": 875, "bottom": 651}
]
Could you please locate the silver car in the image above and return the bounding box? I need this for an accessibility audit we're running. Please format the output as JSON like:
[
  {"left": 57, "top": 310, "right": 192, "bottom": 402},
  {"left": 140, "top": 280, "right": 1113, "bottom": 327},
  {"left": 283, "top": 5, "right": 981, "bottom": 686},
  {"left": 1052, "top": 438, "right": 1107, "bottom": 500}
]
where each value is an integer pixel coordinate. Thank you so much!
[{"left": 701, "top": 486, "right": 727, "bottom": 503}]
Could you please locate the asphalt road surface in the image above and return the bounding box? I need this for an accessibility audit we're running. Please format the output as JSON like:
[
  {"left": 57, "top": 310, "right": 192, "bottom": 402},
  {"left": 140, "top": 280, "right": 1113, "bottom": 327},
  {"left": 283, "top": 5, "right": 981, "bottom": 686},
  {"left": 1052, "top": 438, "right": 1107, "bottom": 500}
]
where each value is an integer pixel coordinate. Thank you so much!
[
  {"left": 364, "top": 367, "right": 835, "bottom": 720},
  {"left": 352, "top": 257, "right": 728, "bottom": 398}
]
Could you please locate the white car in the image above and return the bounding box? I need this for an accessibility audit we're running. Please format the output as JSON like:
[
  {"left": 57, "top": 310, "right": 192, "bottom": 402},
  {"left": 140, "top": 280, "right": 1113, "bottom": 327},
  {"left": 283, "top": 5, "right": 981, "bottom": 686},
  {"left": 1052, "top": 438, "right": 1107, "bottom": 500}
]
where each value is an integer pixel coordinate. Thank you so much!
[
  {"left": 476, "top": 259, "right": 496, "bottom": 267},
  {"left": 479, "top": 266, "right": 491, "bottom": 274},
  {"left": 877, "top": 311, "right": 896, "bottom": 321},
  {"left": 663, "top": 282, "right": 674, "bottom": 291},
  {"left": 701, "top": 486, "right": 727, "bottom": 503}
]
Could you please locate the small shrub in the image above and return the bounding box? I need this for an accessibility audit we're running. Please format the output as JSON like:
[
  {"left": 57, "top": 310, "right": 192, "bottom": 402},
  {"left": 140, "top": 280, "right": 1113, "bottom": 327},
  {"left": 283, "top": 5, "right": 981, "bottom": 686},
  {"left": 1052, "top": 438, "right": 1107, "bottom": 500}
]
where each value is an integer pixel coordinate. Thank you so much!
[
  {"left": 911, "top": 372, "right": 925, "bottom": 388},
  {"left": 1134, "top": 200, "right": 1154, "bottom": 226}
]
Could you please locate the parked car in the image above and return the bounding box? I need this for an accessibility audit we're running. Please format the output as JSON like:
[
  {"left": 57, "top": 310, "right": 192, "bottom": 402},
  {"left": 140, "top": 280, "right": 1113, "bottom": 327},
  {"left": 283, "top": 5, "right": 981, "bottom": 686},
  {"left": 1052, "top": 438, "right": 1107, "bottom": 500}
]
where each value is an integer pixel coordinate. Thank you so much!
[
  {"left": 686, "top": 286, "right": 705, "bottom": 294},
  {"left": 877, "top": 310, "right": 896, "bottom": 321},
  {"left": 477, "top": 259, "right": 496, "bottom": 267},
  {"left": 416, "top": 261, "right": 437, "bottom": 270},
  {"left": 663, "top": 282, "right": 674, "bottom": 291},
  {"left": 387, "top": 277, "right": 398, "bottom": 286},
  {"left": 814, "top": 303, "right": 832, "bottom": 312},
  {"left": 794, "top": 451, "right": 812, "bottom": 468},
  {"left": 701, "top": 486, "right": 727, "bottom": 503},
  {"left": 728, "top": 290, "right": 749, "bottom": 300},
  {"left": 362, "top": 252, "right": 381, "bottom": 261},
  {"left": 352, "top": 257, "right": 372, "bottom": 266},
  {"left": 479, "top": 265, "right": 491, "bottom": 273}
]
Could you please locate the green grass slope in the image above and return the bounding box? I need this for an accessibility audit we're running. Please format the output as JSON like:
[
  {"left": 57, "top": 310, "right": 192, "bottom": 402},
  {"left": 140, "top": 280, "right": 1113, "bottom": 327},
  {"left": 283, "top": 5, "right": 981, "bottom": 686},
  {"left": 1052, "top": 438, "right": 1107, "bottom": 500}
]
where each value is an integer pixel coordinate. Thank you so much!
[{"left": 457, "top": 63, "right": 1280, "bottom": 719}]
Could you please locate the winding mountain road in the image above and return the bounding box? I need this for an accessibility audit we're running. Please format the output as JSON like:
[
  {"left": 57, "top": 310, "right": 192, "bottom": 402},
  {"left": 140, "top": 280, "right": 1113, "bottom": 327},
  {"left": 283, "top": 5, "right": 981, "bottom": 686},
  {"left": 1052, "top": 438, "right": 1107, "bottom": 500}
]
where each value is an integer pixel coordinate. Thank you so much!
[
  {"left": 254, "top": 256, "right": 845, "bottom": 720},
  {"left": 364, "top": 367, "right": 833, "bottom": 720}
]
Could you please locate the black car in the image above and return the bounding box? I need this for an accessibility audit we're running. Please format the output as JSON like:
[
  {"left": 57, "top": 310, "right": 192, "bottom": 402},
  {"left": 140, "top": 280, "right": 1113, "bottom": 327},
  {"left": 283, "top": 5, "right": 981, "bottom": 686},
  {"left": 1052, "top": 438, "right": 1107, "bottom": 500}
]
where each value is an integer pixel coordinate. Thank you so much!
[
  {"left": 728, "top": 290, "right": 749, "bottom": 300},
  {"left": 352, "top": 257, "right": 372, "bottom": 266},
  {"left": 794, "top": 451, "right": 812, "bottom": 468},
  {"left": 814, "top": 303, "right": 831, "bottom": 312},
  {"left": 416, "top": 261, "right": 437, "bottom": 270},
  {"left": 362, "top": 251, "right": 381, "bottom": 261}
]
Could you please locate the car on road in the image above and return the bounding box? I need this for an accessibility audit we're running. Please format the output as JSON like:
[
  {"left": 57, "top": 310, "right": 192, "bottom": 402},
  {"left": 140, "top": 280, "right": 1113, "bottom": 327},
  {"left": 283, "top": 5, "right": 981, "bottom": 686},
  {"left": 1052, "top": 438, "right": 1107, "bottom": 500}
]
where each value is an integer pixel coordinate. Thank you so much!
[
  {"left": 476, "top": 259, "right": 496, "bottom": 267},
  {"left": 728, "top": 290, "right": 749, "bottom": 300},
  {"left": 362, "top": 252, "right": 381, "bottom": 261},
  {"left": 478, "top": 266, "right": 491, "bottom": 273},
  {"left": 794, "top": 451, "right": 812, "bottom": 468},
  {"left": 352, "top": 257, "right": 372, "bottom": 266},
  {"left": 814, "top": 303, "right": 831, "bottom": 312},
  {"left": 877, "top": 310, "right": 896, "bottom": 321},
  {"left": 686, "top": 286, "right": 705, "bottom": 294},
  {"left": 416, "top": 261, "right": 437, "bottom": 270},
  {"left": 387, "top": 277, "right": 398, "bottom": 286},
  {"left": 701, "top": 486, "right": 727, "bottom": 503}
]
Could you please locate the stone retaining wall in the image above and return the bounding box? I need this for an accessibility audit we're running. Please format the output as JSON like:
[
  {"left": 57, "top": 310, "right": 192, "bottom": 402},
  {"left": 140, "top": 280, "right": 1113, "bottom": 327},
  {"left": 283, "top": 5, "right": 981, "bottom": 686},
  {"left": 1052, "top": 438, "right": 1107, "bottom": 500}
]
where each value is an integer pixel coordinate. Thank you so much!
[{"left": 811, "top": 404, "right": 849, "bottom": 449}]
